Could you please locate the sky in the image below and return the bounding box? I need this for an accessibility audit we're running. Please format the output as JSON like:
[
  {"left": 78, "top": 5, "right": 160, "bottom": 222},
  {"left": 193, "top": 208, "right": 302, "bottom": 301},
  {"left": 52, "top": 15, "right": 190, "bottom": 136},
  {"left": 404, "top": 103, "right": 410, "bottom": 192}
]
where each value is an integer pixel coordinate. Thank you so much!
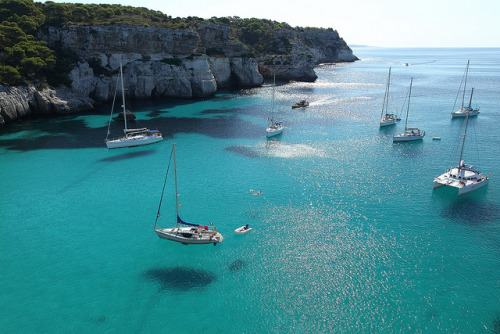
[{"left": 46, "top": 0, "right": 500, "bottom": 47}]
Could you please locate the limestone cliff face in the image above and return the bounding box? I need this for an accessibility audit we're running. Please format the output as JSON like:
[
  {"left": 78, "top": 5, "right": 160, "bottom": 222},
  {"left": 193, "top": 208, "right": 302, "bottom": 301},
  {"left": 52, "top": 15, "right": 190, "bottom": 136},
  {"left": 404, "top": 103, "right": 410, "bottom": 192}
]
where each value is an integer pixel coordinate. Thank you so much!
[
  {"left": 258, "top": 28, "right": 357, "bottom": 81},
  {"left": 1, "top": 23, "right": 356, "bottom": 125},
  {"left": 40, "top": 24, "right": 264, "bottom": 100},
  {"left": 294, "top": 29, "right": 358, "bottom": 63},
  {"left": 0, "top": 84, "right": 94, "bottom": 125}
]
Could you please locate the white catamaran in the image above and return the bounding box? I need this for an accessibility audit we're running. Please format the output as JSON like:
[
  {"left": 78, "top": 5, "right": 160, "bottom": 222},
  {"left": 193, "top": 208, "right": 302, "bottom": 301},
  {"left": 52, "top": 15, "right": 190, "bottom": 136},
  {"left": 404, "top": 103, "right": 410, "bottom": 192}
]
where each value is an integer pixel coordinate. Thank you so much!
[
  {"left": 451, "top": 60, "right": 480, "bottom": 118},
  {"left": 379, "top": 67, "right": 398, "bottom": 127},
  {"left": 154, "top": 143, "right": 224, "bottom": 245},
  {"left": 393, "top": 78, "right": 425, "bottom": 142},
  {"left": 433, "top": 111, "right": 489, "bottom": 195},
  {"left": 105, "top": 63, "right": 163, "bottom": 149}
]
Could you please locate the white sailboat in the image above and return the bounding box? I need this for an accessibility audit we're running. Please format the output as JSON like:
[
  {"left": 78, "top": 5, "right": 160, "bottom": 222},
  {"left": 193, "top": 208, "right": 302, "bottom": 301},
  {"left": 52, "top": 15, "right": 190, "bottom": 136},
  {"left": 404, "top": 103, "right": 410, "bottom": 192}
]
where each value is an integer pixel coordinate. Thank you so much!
[
  {"left": 266, "top": 119, "right": 283, "bottom": 138},
  {"left": 379, "top": 67, "right": 397, "bottom": 127},
  {"left": 433, "top": 112, "right": 489, "bottom": 195},
  {"left": 105, "top": 63, "right": 163, "bottom": 149},
  {"left": 154, "top": 143, "right": 224, "bottom": 245},
  {"left": 393, "top": 78, "right": 425, "bottom": 142},
  {"left": 266, "top": 75, "right": 283, "bottom": 138},
  {"left": 451, "top": 60, "right": 480, "bottom": 118}
]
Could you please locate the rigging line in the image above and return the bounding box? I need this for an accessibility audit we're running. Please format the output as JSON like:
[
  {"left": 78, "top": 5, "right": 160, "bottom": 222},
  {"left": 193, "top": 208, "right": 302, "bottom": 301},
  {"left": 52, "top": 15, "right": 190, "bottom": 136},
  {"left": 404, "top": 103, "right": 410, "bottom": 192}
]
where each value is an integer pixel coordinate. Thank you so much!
[
  {"left": 397, "top": 89, "right": 409, "bottom": 119},
  {"left": 106, "top": 73, "right": 121, "bottom": 139},
  {"left": 451, "top": 65, "right": 468, "bottom": 114},
  {"left": 456, "top": 118, "right": 467, "bottom": 164},
  {"left": 449, "top": 120, "right": 464, "bottom": 167},
  {"left": 154, "top": 146, "right": 175, "bottom": 230}
]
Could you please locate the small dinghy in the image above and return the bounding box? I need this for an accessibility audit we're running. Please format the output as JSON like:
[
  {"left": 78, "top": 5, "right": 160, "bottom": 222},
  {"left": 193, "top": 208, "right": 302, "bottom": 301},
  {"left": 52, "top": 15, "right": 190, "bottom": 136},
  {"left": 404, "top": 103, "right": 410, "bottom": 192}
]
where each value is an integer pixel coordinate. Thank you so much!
[{"left": 235, "top": 225, "right": 253, "bottom": 234}]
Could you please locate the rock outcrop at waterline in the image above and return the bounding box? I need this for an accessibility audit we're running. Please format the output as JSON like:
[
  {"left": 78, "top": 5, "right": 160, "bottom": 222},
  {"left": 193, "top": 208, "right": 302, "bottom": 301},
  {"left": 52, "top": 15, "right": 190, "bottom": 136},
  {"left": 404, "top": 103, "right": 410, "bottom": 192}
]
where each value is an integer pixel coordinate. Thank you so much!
[
  {"left": 1, "top": 23, "right": 357, "bottom": 125},
  {"left": 0, "top": 85, "right": 94, "bottom": 124}
]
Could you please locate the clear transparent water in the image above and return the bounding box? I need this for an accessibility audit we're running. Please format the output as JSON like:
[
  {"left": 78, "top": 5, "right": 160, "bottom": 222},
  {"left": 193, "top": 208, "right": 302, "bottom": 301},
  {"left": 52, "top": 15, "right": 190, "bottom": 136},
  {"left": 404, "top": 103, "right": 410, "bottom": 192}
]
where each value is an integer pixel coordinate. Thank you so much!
[{"left": 1, "top": 47, "right": 499, "bottom": 333}]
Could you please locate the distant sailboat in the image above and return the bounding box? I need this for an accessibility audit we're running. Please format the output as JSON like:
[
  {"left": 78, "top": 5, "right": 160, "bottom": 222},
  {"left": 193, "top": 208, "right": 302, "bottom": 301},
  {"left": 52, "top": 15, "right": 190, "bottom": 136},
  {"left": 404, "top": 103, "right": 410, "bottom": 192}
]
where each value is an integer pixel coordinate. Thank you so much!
[
  {"left": 451, "top": 60, "right": 480, "bottom": 118},
  {"left": 105, "top": 63, "right": 163, "bottom": 149},
  {"left": 154, "top": 143, "right": 224, "bottom": 245},
  {"left": 433, "top": 111, "right": 489, "bottom": 195},
  {"left": 393, "top": 78, "right": 425, "bottom": 142},
  {"left": 379, "top": 67, "right": 397, "bottom": 127},
  {"left": 266, "top": 75, "right": 283, "bottom": 138}
]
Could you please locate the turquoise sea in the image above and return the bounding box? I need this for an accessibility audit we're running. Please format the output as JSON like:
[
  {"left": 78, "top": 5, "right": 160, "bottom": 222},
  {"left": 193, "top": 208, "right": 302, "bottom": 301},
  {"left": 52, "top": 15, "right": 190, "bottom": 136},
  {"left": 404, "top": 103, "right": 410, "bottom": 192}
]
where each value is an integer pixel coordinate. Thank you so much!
[{"left": 1, "top": 47, "right": 499, "bottom": 333}]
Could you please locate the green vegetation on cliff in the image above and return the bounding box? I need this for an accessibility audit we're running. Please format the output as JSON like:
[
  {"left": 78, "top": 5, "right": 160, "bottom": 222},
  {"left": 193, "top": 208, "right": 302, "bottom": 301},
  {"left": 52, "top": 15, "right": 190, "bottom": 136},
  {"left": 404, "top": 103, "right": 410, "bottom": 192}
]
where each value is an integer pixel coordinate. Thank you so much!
[
  {"left": 0, "top": 0, "right": 340, "bottom": 86},
  {"left": 0, "top": 0, "right": 55, "bottom": 85}
]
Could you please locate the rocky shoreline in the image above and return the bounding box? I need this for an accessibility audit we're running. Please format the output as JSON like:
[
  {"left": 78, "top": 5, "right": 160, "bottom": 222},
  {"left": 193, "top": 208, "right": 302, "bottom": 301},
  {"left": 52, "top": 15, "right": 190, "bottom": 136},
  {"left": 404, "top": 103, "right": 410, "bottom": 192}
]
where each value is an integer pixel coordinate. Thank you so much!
[{"left": 0, "top": 23, "right": 357, "bottom": 125}]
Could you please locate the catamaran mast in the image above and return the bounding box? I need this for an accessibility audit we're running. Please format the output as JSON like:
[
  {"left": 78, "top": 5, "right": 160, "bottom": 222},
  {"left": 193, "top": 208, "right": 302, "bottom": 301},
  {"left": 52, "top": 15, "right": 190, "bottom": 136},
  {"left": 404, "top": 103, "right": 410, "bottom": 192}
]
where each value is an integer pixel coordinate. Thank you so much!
[
  {"left": 458, "top": 104, "right": 470, "bottom": 171},
  {"left": 120, "top": 63, "right": 128, "bottom": 136},
  {"left": 381, "top": 67, "right": 391, "bottom": 119},
  {"left": 173, "top": 143, "right": 180, "bottom": 228},
  {"left": 404, "top": 78, "right": 413, "bottom": 131}
]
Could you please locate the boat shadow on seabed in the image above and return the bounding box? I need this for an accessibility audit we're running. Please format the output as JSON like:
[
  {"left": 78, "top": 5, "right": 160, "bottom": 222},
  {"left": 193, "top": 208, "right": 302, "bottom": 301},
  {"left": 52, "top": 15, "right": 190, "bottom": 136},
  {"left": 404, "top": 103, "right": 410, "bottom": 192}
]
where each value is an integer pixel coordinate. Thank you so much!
[
  {"left": 434, "top": 188, "right": 498, "bottom": 225},
  {"left": 143, "top": 267, "right": 217, "bottom": 292}
]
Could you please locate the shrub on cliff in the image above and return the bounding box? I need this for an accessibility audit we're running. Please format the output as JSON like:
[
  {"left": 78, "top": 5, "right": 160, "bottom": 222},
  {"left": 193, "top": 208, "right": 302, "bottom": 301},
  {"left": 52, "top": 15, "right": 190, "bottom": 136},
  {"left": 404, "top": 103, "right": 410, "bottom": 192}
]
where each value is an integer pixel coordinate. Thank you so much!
[
  {"left": 0, "top": 0, "right": 67, "bottom": 86},
  {"left": 217, "top": 17, "right": 292, "bottom": 55},
  {"left": 0, "top": 64, "right": 23, "bottom": 85},
  {"left": 0, "top": 19, "right": 56, "bottom": 85}
]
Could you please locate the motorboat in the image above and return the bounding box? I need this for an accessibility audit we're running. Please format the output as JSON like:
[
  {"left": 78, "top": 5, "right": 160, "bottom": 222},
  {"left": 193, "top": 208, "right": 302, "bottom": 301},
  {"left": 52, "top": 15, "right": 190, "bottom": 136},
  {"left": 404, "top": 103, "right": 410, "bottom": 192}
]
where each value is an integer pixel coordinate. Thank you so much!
[{"left": 292, "top": 100, "right": 309, "bottom": 108}]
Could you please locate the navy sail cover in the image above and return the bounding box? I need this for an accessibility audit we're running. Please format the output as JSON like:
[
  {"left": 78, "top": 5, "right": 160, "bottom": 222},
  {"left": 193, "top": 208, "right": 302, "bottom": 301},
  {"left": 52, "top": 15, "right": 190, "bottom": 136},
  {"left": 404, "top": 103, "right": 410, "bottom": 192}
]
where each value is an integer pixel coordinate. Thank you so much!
[{"left": 177, "top": 215, "right": 198, "bottom": 227}]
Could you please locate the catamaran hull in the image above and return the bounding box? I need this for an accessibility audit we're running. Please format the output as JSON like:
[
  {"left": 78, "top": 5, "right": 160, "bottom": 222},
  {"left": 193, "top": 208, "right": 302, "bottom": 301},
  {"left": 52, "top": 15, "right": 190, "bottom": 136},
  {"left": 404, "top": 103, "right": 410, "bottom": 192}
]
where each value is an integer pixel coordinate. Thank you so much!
[
  {"left": 433, "top": 177, "right": 489, "bottom": 195},
  {"left": 458, "top": 179, "right": 488, "bottom": 195},
  {"left": 155, "top": 228, "right": 223, "bottom": 245},
  {"left": 106, "top": 135, "right": 163, "bottom": 149}
]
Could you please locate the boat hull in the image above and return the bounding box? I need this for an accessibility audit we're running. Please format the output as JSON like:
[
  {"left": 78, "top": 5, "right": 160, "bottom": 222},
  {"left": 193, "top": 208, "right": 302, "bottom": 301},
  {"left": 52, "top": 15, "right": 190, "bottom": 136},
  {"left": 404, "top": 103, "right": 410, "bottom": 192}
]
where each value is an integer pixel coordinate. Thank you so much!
[
  {"left": 433, "top": 178, "right": 489, "bottom": 195},
  {"left": 155, "top": 228, "right": 223, "bottom": 245},
  {"left": 380, "top": 119, "right": 396, "bottom": 127},
  {"left": 234, "top": 226, "right": 253, "bottom": 234},
  {"left": 451, "top": 107, "right": 479, "bottom": 118},
  {"left": 106, "top": 135, "right": 163, "bottom": 149},
  {"left": 393, "top": 134, "right": 424, "bottom": 142},
  {"left": 458, "top": 178, "right": 488, "bottom": 195},
  {"left": 266, "top": 126, "right": 283, "bottom": 137},
  {"left": 433, "top": 167, "right": 489, "bottom": 195}
]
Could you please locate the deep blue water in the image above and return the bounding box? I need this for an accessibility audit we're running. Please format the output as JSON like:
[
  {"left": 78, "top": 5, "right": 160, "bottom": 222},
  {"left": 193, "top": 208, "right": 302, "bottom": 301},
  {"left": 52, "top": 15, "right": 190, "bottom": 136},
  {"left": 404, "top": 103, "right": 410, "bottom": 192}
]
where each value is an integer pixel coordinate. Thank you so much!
[{"left": 1, "top": 47, "right": 499, "bottom": 333}]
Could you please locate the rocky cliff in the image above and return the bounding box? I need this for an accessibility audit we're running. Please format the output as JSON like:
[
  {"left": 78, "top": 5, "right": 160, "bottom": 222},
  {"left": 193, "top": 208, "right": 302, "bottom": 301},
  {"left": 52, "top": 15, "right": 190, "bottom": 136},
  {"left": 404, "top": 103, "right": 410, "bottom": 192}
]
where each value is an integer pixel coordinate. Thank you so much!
[{"left": 1, "top": 23, "right": 357, "bottom": 125}]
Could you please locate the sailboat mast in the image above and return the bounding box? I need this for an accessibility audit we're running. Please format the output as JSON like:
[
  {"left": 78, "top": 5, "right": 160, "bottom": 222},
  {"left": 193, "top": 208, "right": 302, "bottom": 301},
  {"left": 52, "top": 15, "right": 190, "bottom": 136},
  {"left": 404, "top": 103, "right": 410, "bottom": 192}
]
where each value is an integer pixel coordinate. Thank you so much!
[
  {"left": 468, "top": 87, "right": 474, "bottom": 108},
  {"left": 173, "top": 143, "right": 180, "bottom": 228},
  {"left": 272, "top": 74, "right": 276, "bottom": 113},
  {"left": 404, "top": 78, "right": 413, "bottom": 130},
  {"left": 120, "top": 63, "right": 128, "bottom": 135},
  {"left": 381, "top": 67, "right": 391, "bottom": 118},
  {"left": 461, "top": 60, "right": 470, "bottom": 109}
]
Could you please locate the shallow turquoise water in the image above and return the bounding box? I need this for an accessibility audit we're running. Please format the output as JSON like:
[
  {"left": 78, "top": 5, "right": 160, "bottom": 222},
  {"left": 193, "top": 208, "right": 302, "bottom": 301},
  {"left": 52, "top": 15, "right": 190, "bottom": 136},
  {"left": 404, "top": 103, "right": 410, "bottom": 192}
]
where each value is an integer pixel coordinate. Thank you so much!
[{"left": 1, "top": 48, "right": 499, "bottom": 333}]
